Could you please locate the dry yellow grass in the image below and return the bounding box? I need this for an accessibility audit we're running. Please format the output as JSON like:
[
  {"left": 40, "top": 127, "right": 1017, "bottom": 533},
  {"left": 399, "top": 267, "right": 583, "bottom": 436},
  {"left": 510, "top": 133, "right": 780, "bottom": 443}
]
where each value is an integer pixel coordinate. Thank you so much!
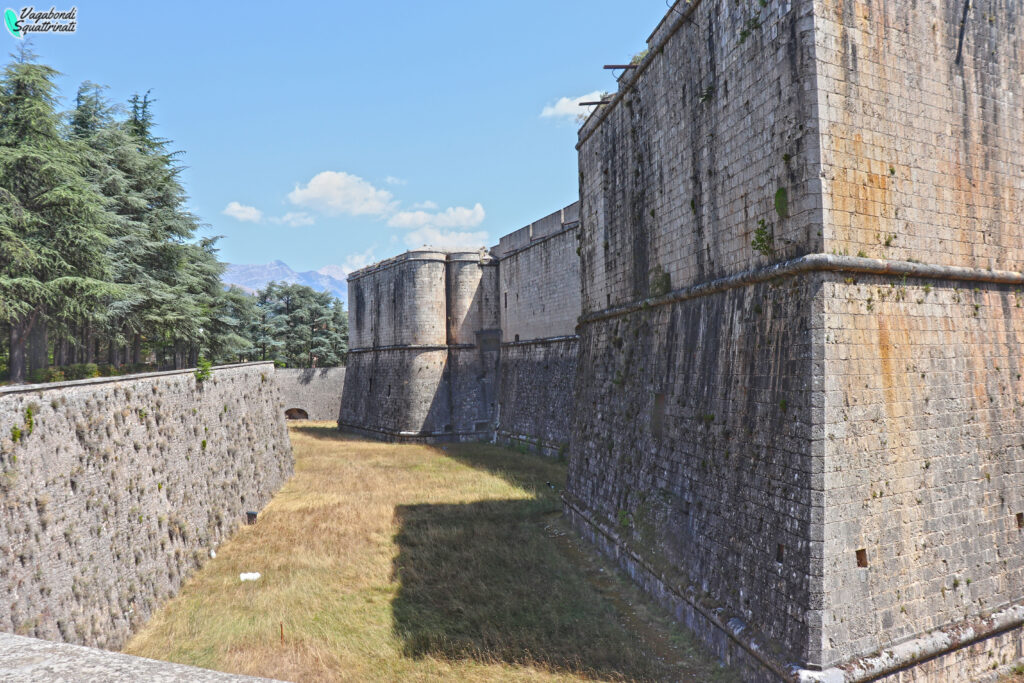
[{"left": 124, "top": 423, "right": 738, "bottom": 682}]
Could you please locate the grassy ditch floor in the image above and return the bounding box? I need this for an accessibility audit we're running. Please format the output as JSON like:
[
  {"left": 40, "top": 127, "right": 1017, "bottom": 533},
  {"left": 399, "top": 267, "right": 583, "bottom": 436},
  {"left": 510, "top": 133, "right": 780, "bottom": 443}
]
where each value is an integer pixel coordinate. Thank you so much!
[{"left": 124, "top": 423, "right": 738, "bottom": 682}]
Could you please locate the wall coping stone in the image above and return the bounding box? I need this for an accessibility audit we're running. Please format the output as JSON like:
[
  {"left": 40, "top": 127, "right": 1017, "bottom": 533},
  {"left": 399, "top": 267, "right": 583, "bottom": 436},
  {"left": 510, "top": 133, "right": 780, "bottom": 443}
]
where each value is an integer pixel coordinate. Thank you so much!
[
  {"left": 0, "top": 632, "right": 283, "bottom": 682},
  {"left": 577, "top": 0, "right": 703, "bottom": 147},
  {"left": 346, "top": 248, "right": 493, "bottom": 282},
  {"left": 492, "top": 222, "right": 580, "bottom": 262},
  {"left": 0, "top": 361, "right": 276, "bottom": 396}
]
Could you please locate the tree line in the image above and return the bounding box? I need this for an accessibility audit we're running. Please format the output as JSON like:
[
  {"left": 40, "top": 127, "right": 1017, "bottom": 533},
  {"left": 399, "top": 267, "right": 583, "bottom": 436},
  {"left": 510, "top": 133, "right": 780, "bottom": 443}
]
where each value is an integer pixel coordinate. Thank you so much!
[{"left": 0, "top": 47, "right": 346, "bottom": 383}]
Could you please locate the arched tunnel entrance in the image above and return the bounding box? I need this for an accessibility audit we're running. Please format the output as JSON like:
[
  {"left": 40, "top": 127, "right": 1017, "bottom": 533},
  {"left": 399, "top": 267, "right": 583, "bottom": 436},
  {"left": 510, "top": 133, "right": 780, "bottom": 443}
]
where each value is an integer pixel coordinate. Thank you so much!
[{"left": 285, "top": 408, "right": 309, "bottom": 420}]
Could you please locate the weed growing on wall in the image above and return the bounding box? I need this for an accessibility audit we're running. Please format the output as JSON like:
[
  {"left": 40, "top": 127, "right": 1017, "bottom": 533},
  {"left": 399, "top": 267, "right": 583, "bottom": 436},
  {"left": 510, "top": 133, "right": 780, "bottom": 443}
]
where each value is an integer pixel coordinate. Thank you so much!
[
  {"left": 649, "top": 266, "right": 672, "bottom": 297},
  {"left": 752, "top": 219, "right": 774, "bottom": 257},
  {"left": 194, "top": 358, "right": 212, "bottom": 384}
]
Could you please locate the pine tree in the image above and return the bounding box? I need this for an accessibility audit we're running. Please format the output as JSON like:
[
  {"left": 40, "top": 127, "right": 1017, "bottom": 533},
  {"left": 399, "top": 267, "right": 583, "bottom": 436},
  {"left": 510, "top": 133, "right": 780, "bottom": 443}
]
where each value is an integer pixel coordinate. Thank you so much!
[
  {"left": 0, "top": 46, "right": 115, "bottom": 382},
  {"left": 205, "top": 284, "right": 257, "bottom": 363},
  {"left": 246, "top": 281, "right": 347, "bottom": 368}
]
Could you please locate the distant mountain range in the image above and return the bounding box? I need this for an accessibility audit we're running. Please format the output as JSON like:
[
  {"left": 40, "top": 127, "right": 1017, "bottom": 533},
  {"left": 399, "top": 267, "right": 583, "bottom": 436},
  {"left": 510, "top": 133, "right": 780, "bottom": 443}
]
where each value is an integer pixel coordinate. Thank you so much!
[{"left": 222, "top": 260, "right": 348, "bottom": 301}]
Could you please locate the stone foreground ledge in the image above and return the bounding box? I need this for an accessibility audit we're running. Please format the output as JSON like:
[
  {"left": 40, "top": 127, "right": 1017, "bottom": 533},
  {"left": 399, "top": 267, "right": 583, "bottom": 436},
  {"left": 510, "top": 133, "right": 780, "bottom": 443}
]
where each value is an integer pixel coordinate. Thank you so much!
[{"left": 0, "top": 632, "right": 282, "bottom": 682}]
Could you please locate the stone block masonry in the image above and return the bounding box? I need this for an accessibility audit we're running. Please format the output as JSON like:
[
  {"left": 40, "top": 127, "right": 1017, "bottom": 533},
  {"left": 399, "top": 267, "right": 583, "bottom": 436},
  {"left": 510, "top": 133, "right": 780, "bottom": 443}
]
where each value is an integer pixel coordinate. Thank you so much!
[
  {"left": 495, "top": 337, "right": 578, "bottom": 457},
  {"left": 0, "top": 362, "right": 292, "bottom": 650},
  {"left": 341, "top": 204, "right": 582, "bottom": 452},
  {"left": 275, "top": 367, "right": 346, "bottom": 421},
  {"left": 493, "top": 202, "right": 582, "bottom": 455},
  {"left": 570, "top": 0, "right": 1024, "bottom": 680},
  {"left": 341, "top": 250, "right": 500, "bottom": 440},
  {"left": 334, "top": 0, "right": 1024, "bottom": 677},
  {"left": 0, "top": 631, "right": 282, "bottom": 682}
]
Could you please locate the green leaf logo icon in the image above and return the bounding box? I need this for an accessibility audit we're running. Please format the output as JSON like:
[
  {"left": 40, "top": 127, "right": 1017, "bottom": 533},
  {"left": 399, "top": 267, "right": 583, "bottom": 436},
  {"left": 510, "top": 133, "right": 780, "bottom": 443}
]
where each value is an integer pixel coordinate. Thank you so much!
[{"left": 4, "top": 9, "right": 20, "bottom": 39}]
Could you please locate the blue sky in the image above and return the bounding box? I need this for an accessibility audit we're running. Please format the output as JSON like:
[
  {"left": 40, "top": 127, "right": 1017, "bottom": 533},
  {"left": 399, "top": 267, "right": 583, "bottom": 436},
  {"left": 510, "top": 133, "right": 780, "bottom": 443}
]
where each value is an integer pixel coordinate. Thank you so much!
[{"left": 16, "top": 1, "right": 668, "bottom": 277}]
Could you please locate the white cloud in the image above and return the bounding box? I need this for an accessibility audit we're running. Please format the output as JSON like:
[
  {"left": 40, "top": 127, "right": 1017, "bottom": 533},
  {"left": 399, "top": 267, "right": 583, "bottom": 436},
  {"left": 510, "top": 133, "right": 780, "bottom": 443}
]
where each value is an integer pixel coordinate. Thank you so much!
[
  {"left": 319, "top": 247, "right": 378, "bottom": 278},
  {"left": 288, "top": 171, "right": 395, "bottom": 216},
  {"left": 385, "top": 176, "right": 407, "bottom": 186},
  {"left": 271, "top": 211, "right": 315, "bottom": 227},
  {"left": 387, "top": 203, "right": 485, "bottom": 230},
  {"left": 404, "top": 227, "right": 489, "bottom": 250},
  {"left": 540, "top": 90, "right": 604, "bottom": 119},
  {"left": 222, "top": 201, "right": 263, "bottom": 222},
  {"left": 411, "top": 200, "right": 438, "bottom": 210}
]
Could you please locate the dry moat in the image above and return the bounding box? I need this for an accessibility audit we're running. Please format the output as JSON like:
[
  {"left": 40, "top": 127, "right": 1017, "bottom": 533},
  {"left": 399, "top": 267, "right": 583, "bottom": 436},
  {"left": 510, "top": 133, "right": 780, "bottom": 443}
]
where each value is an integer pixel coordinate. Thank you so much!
[{"left": 123, "top": 422, "right": 738, "bottom": 682}]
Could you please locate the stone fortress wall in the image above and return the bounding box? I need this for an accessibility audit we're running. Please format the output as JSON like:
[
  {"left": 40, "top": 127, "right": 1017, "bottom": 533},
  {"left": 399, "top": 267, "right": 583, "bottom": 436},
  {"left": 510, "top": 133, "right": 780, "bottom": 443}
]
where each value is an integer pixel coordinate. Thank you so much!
[
  {"left": 0, "top": 362, "right": 292, "bottom": 650},
  {"left": 492, "top": 203, "right": 581, "bottom": 455},
  {"left": 340, "top": 204, "right": 581, "bottom": 453},
  {"left": 340, "top": 249, "right": 502, "bottom": 440},
  {"left": 570, "top": 0, "right": 824, "bottom": 674},
  {"left": 335, "top": 0, "right": 1024, "bottom": 679},
  {"left": 276, "top": 367, "right": 346, "bottom": 421},
  {"left": 567, "top": 0, "right": 1024, "bottom": 680}
]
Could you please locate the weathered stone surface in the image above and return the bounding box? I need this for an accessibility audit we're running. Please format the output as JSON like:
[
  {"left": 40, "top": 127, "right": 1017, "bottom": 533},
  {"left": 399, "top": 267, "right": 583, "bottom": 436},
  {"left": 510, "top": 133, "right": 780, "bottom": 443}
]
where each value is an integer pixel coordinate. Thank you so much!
[
  {"left": 0, "top": 631, "right": 281, "bottom": 682},
  {"left": 275, "top": 367, "right": 345, "bottom": 421},
  {"left": 0, "top": 363, "right": 292, "bottom": 650},
  {"left": 335, "top": 0, "right": 1024, "bottom": 677},
  {"left": 813, "top": 0, "right": 1024, "bottom": 270},
  {"left": 494, "top": 203, "right": 580, "bottom": 343},
  {"left": 570, "top": 0, "right": 1024, "bottom": 678},
  {"left": 496, "top": 337, "right": 578, "bottom": 456},
  {"left": 341, "top": 251, "right": 500, "bottom": 439},
  {"left": 341, "top": 207, "right": 580, "bottom": 450},
  {"left": 821, "top": 275, "right": 1024, "bottom": 668},
  {"left": 569, "top": 276, "right": 819, "bottom": 664}
]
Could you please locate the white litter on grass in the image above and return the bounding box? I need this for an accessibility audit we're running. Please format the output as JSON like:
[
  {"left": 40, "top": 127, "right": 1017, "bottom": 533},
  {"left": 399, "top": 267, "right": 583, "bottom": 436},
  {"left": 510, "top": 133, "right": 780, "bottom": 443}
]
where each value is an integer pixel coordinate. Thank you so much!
[
  {"left": 209, "top": 548, "right": 217, "bottom": 559},
  {"left": 239, "top": 572, "right": 261, "bottom": 582}
]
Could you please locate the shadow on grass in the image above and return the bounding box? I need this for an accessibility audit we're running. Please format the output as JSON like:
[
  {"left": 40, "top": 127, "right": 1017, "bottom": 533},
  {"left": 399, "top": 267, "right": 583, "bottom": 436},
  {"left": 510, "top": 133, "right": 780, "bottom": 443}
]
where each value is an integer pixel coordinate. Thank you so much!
[
  {"left": 296, "top": 425, "right": 569, "bottom": 492},
  {"left": 391, "top": 498, "right": 666, "bottom": 681},
  {"left": 288, "top": 423, "right": 357, "bottom": 441},
  {"left": 437, "top": 442, "right": 568, "bottom": 493}
]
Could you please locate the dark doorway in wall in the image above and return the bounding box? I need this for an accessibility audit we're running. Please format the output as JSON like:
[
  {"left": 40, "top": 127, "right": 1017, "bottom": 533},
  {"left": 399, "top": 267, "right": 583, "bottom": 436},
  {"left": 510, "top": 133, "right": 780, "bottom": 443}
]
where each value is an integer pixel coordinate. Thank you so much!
[{"left": 285, "top": 408, "right": 309, "bottom": 420}]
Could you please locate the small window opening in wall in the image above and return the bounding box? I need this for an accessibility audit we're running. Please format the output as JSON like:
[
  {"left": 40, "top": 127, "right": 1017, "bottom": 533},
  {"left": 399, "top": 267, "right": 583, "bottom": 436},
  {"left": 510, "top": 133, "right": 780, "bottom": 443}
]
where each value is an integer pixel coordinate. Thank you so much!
[
  {"left": 504, "top": 292, "right": 507, "bottom": 309},
  {"left": 856, "top": 548, "right": 868, "bottom": 567},
  {"left": 607, "top": 293, "right": 611, "bottom": 307},
  {"left": 515, "top": 334, "right": 520, "bottom": 342},
  {"left": 776, "top": 544, "right": 784, "bottom": 564},
  {"left": 1017, "top": 513, "right": 1024, "bottom": 529},
  {"left": 285, "top": 408, "right": 309, "bottom": 420},
  {"left": 651, "top": 392, "right": 666, "bottom": 438}
]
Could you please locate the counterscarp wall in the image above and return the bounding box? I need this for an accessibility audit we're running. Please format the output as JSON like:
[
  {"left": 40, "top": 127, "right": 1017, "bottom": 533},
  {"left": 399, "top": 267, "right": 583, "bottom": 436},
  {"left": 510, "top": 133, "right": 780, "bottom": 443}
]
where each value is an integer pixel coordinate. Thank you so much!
[
  {"left": 0, "top": 362, "right": 292, "bottom": 650},
  {"left": 275, "top": 367, "right": 345, "bottom": 421}
]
